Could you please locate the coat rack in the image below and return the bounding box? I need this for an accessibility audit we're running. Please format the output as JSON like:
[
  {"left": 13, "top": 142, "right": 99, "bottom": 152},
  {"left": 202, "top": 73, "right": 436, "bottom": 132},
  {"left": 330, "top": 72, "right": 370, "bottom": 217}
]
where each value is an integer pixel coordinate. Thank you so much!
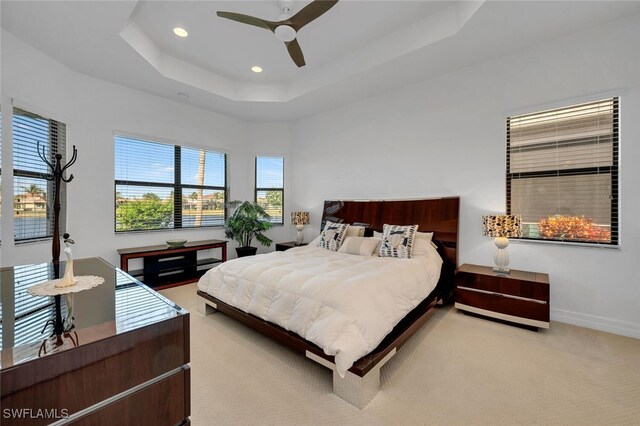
[
  {"left": 36, "top": 141, "right": 77, "bottom": 338},
  {"left": 38, "top": 141, "right": 78, "bottom": 268}
]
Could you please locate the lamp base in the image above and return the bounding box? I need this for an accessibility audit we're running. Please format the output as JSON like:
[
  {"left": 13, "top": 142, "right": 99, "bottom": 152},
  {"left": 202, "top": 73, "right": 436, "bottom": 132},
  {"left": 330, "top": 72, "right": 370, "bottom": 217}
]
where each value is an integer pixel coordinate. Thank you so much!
[
  {"left": 296, "top": 224, "right": 305, "bottom": 245},
  {"left": 493, "top": 237, "right": 511, "bottom": 275},
  {"left": 492, "top": 266, "right": 511, "bottom": 275}
]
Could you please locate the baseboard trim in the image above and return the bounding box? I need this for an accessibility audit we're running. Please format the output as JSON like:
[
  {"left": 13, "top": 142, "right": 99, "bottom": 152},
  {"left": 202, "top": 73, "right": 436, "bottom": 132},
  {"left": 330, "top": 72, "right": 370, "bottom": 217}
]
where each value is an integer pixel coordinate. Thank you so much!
[{"left": 551, "top": 308, "right": 640, "bottom": 339}]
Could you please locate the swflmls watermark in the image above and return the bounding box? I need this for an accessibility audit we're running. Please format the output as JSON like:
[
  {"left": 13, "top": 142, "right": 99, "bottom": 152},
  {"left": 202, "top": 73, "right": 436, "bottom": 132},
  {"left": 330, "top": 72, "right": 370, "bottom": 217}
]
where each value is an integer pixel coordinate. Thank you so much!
[{"left": 3, "top": 408, "right": 69, "bottom": 420}]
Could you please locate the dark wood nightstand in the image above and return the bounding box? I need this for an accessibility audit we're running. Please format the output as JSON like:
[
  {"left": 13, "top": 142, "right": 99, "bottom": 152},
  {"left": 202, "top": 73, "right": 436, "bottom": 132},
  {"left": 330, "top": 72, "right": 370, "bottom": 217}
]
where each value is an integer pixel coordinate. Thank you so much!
[
  {"left": 455, "top": 263, "right": 550, "bottom": 330},
  {"left": 275, "top": 241, "right": 308, "bottom": 251}
]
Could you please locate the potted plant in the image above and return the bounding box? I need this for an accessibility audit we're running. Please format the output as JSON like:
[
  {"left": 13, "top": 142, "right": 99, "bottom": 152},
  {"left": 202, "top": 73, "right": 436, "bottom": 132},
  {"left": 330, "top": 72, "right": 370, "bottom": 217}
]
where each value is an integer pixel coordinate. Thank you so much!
[{"left": 224, "top": 200, "right": 273, "bottom": 257}]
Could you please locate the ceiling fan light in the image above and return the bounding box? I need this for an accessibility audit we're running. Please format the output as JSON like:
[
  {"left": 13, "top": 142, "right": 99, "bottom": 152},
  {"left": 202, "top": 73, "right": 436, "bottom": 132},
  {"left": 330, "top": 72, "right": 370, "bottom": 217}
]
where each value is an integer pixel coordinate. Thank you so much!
[{"left": 275, "top": 25, "right": 297, "bottom": 42}]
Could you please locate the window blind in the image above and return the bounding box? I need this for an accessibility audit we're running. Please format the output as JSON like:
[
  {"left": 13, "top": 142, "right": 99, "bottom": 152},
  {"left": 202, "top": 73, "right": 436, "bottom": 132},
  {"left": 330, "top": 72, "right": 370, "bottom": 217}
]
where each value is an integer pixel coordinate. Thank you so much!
[
  {"left": 255, "top": 156, "right": 284, "bottom": 224},
  {"left": 13, "top": 107, "right": 67, "bottom": 242},
  {"left": 506, "top": 98, "right": 619, "bottom": 245},
  {"left": 114, "top": 135, "right": 228, "bottom": 232}
]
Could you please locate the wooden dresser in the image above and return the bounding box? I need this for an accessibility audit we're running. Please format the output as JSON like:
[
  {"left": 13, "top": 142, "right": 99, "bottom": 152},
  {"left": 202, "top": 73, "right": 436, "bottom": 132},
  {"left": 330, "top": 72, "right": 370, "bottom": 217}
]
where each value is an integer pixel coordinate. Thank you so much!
[
  {"left": 455, "top": 263, "right": 550, "bottom": 330},
  {"left": 1, "top": 257, "right": 190, "bottom": 425}
]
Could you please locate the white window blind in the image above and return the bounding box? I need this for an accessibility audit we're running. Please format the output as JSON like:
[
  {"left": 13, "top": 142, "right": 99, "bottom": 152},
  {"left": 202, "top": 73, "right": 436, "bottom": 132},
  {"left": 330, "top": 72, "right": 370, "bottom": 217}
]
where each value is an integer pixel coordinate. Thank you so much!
[
  {"left": 255, "top": 156, "right": 284, "bottom": 224},
  {"left": 114, "top": 135, "right": 228, "bottom": 232},
  {"left": 13, "top": 107, "right": 67, "bottom": 242},
  {"left": 507, "top": 98, "right": 619, "bottom": 245}
]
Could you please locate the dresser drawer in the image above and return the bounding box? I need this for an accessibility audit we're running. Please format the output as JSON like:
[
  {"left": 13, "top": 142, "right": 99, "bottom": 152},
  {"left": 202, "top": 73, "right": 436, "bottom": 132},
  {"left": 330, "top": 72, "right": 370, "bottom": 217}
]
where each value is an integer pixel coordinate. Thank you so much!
[
  {"left": 456, "top": 271, "right": 549, "bottom": 302},
  {"left": 455, "top": 286, "right": 549, "bottom": 323}
]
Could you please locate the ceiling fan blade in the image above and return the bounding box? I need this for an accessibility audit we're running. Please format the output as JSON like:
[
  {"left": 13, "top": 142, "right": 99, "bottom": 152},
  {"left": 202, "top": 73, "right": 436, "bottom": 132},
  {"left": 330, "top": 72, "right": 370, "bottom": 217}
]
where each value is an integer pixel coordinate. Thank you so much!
[
  {"left": 285, "top": 39, "right": 306, "bottom": 67},
  {"left": 288, "top": 0, "right": 339, "bottom": 31},
  {"left": 217, "top": 11, "right": 277, "bottom": 32}
]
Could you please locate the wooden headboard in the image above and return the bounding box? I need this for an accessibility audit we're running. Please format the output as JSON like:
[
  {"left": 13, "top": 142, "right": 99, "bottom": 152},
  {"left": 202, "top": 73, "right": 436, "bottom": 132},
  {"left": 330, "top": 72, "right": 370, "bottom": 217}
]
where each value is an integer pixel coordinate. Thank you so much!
[{"left": 321, "top": 197, "right": 460, "bottom": 270}]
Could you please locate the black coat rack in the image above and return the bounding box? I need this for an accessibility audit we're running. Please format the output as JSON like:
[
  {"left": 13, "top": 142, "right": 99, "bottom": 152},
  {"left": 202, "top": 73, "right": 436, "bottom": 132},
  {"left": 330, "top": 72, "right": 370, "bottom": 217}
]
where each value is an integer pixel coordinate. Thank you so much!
[{"left": 37, "top": 141, "right": 77, "bottom": 338}]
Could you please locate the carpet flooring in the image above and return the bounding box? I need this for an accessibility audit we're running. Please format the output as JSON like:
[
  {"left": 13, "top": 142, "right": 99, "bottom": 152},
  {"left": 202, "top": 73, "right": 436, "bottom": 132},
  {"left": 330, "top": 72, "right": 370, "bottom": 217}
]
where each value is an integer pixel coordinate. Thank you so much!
[{"left": 160, "top": 284, "right": 640, "bottom": 425}]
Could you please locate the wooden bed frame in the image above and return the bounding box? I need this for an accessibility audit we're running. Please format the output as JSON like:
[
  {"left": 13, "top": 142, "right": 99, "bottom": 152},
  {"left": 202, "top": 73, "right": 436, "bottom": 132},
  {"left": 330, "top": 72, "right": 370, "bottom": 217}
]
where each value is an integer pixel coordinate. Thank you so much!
[{"left": 197, "top": 197, "right": 460, "bottom": 408}]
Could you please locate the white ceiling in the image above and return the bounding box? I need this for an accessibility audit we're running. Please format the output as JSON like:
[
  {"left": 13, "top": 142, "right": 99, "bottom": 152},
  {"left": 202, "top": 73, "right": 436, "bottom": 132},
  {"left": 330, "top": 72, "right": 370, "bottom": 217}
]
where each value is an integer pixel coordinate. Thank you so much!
[{"left": 2, "top": 1, "right": 640, "bottom": 122}]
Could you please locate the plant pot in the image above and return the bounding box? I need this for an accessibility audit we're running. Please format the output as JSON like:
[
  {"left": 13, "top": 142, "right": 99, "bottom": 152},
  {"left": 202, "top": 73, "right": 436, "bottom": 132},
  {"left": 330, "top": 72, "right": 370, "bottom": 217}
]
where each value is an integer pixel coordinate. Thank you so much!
[{"left": 236, "top": 246, "right": 258, "bottom": 257}]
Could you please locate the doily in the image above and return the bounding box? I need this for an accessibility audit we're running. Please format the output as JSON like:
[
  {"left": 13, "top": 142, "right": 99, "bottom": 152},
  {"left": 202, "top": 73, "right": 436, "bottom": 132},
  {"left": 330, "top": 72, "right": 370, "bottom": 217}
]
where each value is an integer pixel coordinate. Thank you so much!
[{"left": 27, "top": 276, "right": 105, "bottom": 296}]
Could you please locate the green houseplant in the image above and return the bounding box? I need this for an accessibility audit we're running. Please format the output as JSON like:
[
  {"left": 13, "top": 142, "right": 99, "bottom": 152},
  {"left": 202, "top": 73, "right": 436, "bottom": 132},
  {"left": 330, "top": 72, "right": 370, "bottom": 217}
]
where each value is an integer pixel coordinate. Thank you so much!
[{"left": 224, "top": 200, "right": 273, "bottom": 257}]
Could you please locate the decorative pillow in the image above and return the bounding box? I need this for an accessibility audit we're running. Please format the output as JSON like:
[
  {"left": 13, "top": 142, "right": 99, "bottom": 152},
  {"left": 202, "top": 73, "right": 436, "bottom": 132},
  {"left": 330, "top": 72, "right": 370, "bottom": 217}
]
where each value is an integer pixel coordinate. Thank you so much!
[
  {"left": 317, "top": 221, "right": 349, "bottom": 251},
  {"left": 379, "top": 224, "right": 418, "bottom": 259},
  {"left": 346, "top": 225, "right": 366, "bottom": 238},
  {"left": 415, "top": 231, "right": 434, "bottom": 242},
  {"left": 338, "top": 237, "right": 380, "bottom": 256}
]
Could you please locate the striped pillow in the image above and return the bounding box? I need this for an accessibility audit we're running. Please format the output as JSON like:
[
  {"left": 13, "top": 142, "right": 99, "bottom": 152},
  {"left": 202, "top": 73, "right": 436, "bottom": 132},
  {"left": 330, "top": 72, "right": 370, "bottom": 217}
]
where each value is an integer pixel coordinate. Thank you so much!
[
  {"left": 317, "top": 221, "right": 349, "bottom": 251},
  {"left": 338, "top": 237, "right": 380, "bottom": 256},
  {"left": 379, "top": 224, "right": 418, "bottom": 259}
]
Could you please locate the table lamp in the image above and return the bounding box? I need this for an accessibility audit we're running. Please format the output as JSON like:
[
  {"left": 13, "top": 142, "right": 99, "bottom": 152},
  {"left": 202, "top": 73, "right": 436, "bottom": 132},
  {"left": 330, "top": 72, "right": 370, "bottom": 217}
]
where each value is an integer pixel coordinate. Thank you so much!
[
  {"left": 291, "top": 211, "right": 310, "bottom": 245},
  {"left": 482, "top": 214, "right": 522, "bottom": 274}
]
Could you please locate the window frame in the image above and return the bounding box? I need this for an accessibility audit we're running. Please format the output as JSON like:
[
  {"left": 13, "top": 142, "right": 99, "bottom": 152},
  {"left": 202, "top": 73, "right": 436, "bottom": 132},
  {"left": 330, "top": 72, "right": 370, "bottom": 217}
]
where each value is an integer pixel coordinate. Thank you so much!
[
  {"left": 254, "top": 156, "right": 284, "bottom": 225},
  {"left": 114, "top": 135, "right": 228, "bottom": 233},
  {"left": 506, "top": 97, "right": 619, "bottom": 247}
]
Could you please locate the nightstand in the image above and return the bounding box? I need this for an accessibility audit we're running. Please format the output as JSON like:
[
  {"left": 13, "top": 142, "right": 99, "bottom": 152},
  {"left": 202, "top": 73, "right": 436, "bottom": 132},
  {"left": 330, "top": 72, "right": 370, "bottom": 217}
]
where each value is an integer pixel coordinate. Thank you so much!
[
  {"left": 275, "top": 241, "right": 308, "bottom": 251},
  {"left": 455, "top": 263, "right": 550, "bottom": 330}
]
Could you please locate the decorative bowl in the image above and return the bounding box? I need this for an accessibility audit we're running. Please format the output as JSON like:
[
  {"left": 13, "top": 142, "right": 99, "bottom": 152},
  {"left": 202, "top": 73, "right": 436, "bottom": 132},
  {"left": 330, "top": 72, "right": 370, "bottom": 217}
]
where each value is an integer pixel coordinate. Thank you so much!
[{"left": 166, "top": 239, "right": 187, "bottom": 248}]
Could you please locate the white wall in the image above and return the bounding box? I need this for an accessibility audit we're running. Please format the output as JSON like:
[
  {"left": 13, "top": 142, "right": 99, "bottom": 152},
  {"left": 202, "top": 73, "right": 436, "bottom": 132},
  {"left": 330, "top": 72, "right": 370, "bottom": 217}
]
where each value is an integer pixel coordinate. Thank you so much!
[
  {"left": 2, "top": 12, "right": 639, "bottom": 339},
  {"left": 0, "top": 29, "right": 294, "bottom": 267},
  {"left": 290, "top": 15, "right": 640, "bottom": 338}
]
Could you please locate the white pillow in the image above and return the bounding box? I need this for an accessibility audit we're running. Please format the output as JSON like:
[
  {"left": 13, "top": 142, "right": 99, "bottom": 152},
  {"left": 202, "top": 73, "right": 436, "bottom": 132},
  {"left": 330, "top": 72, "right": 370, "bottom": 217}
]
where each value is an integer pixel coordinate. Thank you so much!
[
  {"left": 338, "top": 237, "right": 380, "bottom": 256},
  {"left": 308, "top": 234, "right": 322, "bottom": 247},
  {"left": 413, "top": 238, "right": 432, "bottom": 257},
  {"left": 416, "top": 231, "right": 434, "bottom": 241},
  {"left": 317, "top": 221, "right": 349, "bottom": 251},
  {"left": 346, "top": 225, "right": 366, "bottom": 237},
  {"left": 373, "top": 231, "right": 383, "bottom": 239}
]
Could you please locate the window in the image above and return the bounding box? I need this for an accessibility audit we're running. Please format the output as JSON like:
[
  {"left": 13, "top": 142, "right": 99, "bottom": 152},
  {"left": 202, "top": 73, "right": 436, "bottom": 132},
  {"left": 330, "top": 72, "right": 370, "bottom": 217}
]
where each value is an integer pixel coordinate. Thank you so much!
[
  {"left": 13, "top": 107, "right": 67, "bottom": 242},
  {"left": 507, "top": 98, "right": 619, "bottom": 245},
  {"left": 115, "top": 135, "right": 228, "bottom": 232},
  {"left": 255, "top": 156, "right": 284, "bottom": 224}
]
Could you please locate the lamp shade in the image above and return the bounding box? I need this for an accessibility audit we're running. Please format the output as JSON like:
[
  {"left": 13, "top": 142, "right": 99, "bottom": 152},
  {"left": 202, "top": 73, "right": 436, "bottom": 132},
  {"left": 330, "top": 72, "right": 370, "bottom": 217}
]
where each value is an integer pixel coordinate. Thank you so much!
[
  {"left": 482, "top": 215, "right": 522, "bottom": 238},
  {"left": 291, "top": 211, "right": 310, "bottom": 225}
]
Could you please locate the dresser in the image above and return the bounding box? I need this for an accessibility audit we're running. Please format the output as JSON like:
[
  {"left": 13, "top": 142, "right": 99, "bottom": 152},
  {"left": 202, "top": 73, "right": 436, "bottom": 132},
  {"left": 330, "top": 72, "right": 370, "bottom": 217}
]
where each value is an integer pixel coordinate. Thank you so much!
[
  {"left": 454, "top": 263, "right": 550, "bottom": 330},
  {"left": 0, "top": 257, "right": 190, "bottom": 425}
]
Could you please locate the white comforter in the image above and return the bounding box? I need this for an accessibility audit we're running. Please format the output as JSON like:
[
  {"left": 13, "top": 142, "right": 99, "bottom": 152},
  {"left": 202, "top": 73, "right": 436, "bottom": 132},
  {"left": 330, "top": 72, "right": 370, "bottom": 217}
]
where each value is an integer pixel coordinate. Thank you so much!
[{"left": 197, "top": 245, "right": 442, "bottom": 376}]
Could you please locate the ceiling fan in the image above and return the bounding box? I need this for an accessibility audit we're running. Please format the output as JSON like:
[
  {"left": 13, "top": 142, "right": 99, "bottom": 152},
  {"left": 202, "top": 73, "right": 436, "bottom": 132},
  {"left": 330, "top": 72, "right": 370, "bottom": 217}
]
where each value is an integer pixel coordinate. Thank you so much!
[{"left": 216, "top": 0, "right": 339, "bottom": 68}]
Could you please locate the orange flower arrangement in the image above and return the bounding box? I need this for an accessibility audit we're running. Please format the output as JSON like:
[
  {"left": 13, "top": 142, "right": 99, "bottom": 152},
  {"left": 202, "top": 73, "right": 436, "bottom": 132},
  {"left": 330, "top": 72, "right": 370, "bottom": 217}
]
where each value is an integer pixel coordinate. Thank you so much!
[{"left": 538, "top": 215, "right": 611, "bottom": 242}]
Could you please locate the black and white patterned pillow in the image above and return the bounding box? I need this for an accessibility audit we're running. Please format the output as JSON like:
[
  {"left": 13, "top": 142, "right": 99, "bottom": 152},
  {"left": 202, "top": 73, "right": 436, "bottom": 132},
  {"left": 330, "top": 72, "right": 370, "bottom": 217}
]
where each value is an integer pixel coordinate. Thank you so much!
[
  {"left": 317, "top": 221, "right": 350, "bottom": 251},
  {"left": 379, "top": 224, "right": 418, "bottom": 259}
]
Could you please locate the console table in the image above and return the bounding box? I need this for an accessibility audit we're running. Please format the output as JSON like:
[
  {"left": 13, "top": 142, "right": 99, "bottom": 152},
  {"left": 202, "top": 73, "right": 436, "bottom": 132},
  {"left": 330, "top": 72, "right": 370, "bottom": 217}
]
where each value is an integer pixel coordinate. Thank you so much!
[
  {"left": 0, "top": 257, "right": 190, "bottom": 425},
  {"left": 118, "top": 239, "right": 227, "bottom": 290}
]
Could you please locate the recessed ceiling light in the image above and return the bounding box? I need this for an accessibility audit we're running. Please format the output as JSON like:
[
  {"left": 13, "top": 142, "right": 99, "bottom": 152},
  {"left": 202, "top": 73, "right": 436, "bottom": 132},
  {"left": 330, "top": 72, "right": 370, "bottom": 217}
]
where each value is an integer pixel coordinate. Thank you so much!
[
  {"left": 251, "top": 66, "right": 263, "bottom": 73},
  {"left": 173, "top": 27, "right": 188, "bottom": 38}
]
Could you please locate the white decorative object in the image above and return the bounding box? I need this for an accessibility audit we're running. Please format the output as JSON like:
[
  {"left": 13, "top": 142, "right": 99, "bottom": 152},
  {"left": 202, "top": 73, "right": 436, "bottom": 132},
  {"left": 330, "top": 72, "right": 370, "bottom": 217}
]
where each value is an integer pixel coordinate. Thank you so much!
[
  {"left": 56, "top": 235, "right": 77, "bottom": 288},
  {"left": 28, "top": 275, "right": 106, "bottom": 296},
  {"left": 482, "top": 215, "right": 523, "bottom": 274}
]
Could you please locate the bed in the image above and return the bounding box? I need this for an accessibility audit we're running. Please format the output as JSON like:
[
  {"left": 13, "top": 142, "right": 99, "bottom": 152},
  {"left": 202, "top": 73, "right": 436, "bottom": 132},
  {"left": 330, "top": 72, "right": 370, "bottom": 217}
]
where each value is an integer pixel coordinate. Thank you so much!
[{"left": 197, "top": 197, "right": 459, "bottom": 408}]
